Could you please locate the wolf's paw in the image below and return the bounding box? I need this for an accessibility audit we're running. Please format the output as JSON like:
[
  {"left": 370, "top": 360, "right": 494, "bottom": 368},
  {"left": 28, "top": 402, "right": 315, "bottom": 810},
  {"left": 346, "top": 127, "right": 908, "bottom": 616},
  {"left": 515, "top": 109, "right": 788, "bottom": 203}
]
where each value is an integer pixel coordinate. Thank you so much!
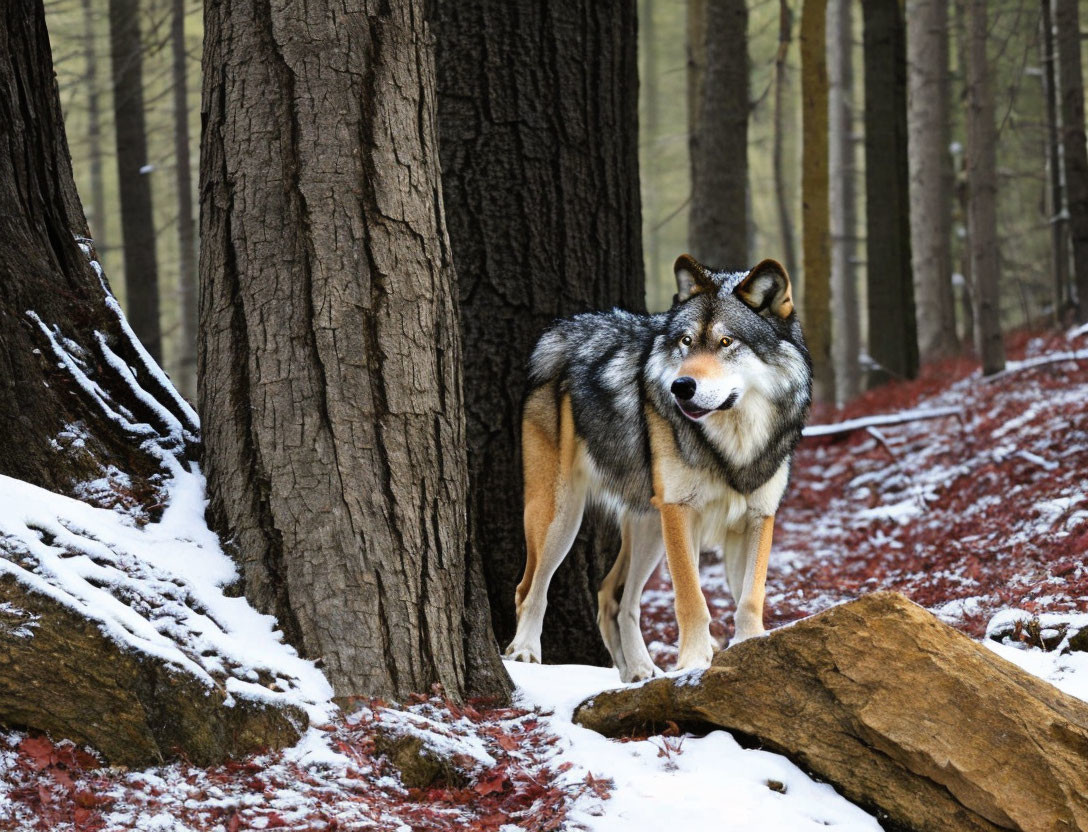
[
  {"left": 503, "top": 641, "right": 541, "bottom": 664},
  {"left": 730, "top": 626, "right": 767, "bottom": 646},
  {"left": 675, "top": 636, "right": 714, "bottom": 672},
  {"left": 621, "top": 660, "right": 662, "bottom": 684}
]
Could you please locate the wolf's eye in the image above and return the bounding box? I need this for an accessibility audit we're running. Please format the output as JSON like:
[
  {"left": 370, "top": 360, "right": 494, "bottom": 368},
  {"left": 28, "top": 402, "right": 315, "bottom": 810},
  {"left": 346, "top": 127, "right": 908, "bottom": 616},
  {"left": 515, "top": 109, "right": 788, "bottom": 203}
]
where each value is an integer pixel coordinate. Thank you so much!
[
  {"left": 720, "top": 336, "right": 733, "bottom": 348},
  {"left": 680, "top": 335, "right": 693, "bottom": 347}
]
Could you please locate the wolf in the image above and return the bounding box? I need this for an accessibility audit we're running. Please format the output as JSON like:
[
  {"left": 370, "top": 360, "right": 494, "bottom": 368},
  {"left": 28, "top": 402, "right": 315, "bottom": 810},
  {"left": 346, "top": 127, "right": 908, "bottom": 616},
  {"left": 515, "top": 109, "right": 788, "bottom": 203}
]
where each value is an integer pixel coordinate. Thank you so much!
[{"left": 504, "top": 254, "right": 812, "bottom": 682}]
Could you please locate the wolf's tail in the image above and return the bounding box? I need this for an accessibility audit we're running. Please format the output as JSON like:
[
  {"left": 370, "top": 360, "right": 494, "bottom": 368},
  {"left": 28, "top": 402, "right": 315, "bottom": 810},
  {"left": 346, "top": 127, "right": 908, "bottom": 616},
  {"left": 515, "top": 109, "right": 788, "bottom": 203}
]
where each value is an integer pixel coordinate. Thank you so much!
[{"left": 527, "top": 326, "right": 570, "bottom": 387}]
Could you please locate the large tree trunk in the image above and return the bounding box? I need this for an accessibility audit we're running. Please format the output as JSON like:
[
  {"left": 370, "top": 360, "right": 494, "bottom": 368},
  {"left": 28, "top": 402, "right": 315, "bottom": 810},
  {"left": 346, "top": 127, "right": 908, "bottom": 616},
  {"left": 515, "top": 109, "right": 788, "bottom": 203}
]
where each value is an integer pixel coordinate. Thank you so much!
[
  {"left": 435, "top": 0, "right": 644, "bottom": 666},
  {"left": 81, "top": 0, "right": 106, "bottom": 250},
  {"left": 907, "top": 0, "right": 959, "bottom": 362},
  {"left": 1040, "top": 0, "right": 1071, "bottom": 325},
  {"left": 773, "top": 0, "right": 798, "bottom": 278},
  {"left": 108, "top": 0, "right": 161, "bottom": 361},
  {"left": 801, "top": 0, "right": 832, "bottom": 403},
  {"left": 827, "top": 0, "right": 860, "bottom": 404},
  {"left": 199, "top": 0, "right": 503, "bottom": 701},
  {"left": 1054, "top": 0, "right": 1088, "bottom": 323},
  {"left": 862, "top": 0, "right": 918, "bottom": 386},
  {"left": 171, "top": 0, "right": 196, "bottom": 401},
  {"left": 965, "top": 0, "right": 1005, "bottom": 375},
  {"left": 689, "top": 0, "right": 749, "bottom": 268}
]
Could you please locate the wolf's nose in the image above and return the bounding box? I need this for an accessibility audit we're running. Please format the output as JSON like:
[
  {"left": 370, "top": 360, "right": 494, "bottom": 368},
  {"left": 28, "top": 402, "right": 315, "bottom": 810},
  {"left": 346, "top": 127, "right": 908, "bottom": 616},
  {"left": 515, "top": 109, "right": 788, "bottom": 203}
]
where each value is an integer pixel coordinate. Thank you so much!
[{"left": 671, "top": 377, "right": 697, "bottom": 401}]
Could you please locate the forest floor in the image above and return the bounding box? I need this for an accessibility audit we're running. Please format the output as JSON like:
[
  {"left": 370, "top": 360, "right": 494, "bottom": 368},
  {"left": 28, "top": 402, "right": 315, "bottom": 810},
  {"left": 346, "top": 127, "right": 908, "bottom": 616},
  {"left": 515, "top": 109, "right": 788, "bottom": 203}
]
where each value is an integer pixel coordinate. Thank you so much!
[{"left": 1, "top": 327, "right": 1087, "bottom": 831}]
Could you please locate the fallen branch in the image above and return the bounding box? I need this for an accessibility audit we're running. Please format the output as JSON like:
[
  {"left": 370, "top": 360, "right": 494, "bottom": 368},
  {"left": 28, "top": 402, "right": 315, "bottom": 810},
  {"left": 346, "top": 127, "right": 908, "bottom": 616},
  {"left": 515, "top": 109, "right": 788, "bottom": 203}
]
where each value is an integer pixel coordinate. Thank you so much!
[
  {"left": 981, "top": 349, "right": 1088, "bottom": 383},
  {"left": 802, "top": 405, "right": 963, "bottom": 438}
]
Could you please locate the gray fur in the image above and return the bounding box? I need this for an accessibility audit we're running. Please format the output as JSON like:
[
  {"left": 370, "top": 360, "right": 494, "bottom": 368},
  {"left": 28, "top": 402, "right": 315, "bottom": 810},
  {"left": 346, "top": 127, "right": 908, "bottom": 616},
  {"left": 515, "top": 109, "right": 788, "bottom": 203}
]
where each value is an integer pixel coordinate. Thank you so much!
[{"left": 527, "top": 267, "right": 812, "bottom": 514}]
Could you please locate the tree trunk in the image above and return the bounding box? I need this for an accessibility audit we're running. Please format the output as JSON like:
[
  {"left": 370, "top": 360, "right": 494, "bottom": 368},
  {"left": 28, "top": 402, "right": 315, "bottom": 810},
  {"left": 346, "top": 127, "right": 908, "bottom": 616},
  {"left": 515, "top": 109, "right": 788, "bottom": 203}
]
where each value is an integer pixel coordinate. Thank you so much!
[
  {"left": 171, "top": 0, "right": 196, "bottom": 402},
  {"left": 827, "top": 0, "right": 860, "bottom": 404},
  {"left": 82, "top": 0, "right": 106, "bottom": 250},
  {"left": 1040, "top": 0, "right": 1070, "bottom": 325},
  {"left": 642, "top": 0, "right": 660, "bottom": 305},
  {"left": 907, "top": 0, "right": 959, "bottom": 362},
  {"left": 862, "top": 0, "right": 918, "bottom": 386},
  {"left": 965, "top": 0, "right": 1005, "bottom": 375},
  {"left": 435, "top": 0, "right": 644, "bottom": 666},
  {"left": 801, "top": 0, "right": 832, "bottom": 403},
  {"left": 689, "top": 0, "right": 749, "bottom": 268},
  {"left": 108, "top": 0, "right": 161, "bottom": 361},
  {"left": 199, "top": 0, "right": 500, "bottom": 701},
  {"left": 1, "top": 0, "right": 185, "bottom": 498},
  {"left": 1054, "top": 0, "right": 1088, "bottom": 323},
  {"left": 773, "top": 0, "right": 798, "bottom": 278}
]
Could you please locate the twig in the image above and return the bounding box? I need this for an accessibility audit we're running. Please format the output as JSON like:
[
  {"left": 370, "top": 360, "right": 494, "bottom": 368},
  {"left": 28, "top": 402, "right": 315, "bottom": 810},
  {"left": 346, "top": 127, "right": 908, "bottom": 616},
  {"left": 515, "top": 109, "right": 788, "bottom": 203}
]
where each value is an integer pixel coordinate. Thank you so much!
[{"left": 802, "top": 406, "right": 963, "bottom": 438}]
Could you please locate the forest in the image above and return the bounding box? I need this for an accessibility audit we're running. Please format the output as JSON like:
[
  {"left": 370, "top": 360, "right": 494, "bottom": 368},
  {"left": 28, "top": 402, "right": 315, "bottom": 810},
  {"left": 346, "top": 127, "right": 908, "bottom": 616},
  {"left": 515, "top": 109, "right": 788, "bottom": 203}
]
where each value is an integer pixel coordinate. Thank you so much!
[{"left": 0, "top": 0, "right": 1087, "bottom": 829}]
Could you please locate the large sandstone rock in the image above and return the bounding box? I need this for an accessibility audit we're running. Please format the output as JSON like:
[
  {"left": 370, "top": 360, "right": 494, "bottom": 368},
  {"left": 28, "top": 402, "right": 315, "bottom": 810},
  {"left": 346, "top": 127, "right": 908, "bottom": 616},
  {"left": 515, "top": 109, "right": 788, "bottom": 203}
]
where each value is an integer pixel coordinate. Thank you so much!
[
  {"left": 0, "top": 575, "right": 304, "bottom": 767},
  {"left": 573, "top": 592, "right": 1088, "bottom": 832}
]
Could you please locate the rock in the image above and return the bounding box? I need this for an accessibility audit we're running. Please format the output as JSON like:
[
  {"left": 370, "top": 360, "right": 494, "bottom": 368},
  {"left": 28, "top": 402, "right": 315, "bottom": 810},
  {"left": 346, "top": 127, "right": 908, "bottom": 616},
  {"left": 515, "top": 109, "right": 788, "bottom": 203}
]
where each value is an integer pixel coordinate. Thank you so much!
[
  {"left": 374, "top": 728, "right": 471, "bottom": 790},
  {"left": 574, "top": 592, "right": 1088, "bottom": 832},
  {"left": 0, "top": 574, "right": 304, "bottom": 767},
  {"left": 1068, "top": 626, "right": 1088, "bottom": 653}
]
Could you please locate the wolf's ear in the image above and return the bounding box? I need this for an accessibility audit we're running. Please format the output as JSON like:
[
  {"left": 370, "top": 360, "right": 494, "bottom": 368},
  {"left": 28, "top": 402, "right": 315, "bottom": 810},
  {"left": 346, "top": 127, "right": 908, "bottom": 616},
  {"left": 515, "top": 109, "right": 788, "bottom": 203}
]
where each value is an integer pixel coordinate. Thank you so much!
[
  {"left": 735, "top": 259, "right": 794, "bottom": 318},
  {"left": 673, "top": 254, "right": 716, "bottom": 301}
]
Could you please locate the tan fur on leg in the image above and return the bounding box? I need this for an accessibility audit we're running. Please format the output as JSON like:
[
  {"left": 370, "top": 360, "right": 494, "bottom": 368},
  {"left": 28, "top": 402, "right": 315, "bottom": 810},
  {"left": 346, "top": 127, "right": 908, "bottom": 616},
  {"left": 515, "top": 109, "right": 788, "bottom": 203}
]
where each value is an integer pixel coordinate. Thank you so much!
[
  {"left": 733, "top": 513, "right": 774, "bottom": 642},
  {"left": 659, "top": 503, "right": 713, "bottom": 670}
]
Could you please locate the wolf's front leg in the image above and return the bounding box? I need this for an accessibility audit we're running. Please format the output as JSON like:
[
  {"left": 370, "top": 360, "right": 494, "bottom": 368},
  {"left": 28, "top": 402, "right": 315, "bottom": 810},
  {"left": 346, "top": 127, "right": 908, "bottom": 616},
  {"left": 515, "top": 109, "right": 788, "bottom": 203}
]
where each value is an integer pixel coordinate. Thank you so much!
[
  {"left": 732, "top": 512, "right": 775, "bottom": 643},
  {"left": 658, "top": 503, "right": 714, "bottom": 671}
]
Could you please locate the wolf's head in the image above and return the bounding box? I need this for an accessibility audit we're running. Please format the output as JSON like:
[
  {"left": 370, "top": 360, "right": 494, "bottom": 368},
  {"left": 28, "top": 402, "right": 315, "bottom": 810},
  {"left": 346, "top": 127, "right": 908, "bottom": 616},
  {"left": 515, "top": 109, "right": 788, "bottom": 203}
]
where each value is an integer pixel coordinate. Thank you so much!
[{"left": 657, "top": 254, "right": 808, "bottom": 423}]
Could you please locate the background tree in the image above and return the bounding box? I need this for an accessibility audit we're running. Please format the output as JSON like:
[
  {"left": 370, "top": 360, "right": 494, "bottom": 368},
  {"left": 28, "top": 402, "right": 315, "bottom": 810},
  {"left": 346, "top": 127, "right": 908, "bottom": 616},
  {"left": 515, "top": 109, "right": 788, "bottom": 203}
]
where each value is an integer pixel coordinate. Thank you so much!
[
  {"left": 171, "top": 0, "right": 196, "bottom": 400},
  {"left": 688, "top": 0, "right": 749, "bottom": 267},
  {"left": 801, "top": 0, "right": 832, "bottom": 403},
  {"left": 965, "top": 0, "right": 1005, "bottom": 374},
  {"left": 1054, "top": 0, "right": 1088, "bottom": 323},
  {"left": 907, "top": 0, "right": 958, "bottom": 361},
  {"left": 862, "top": 0, "right": 918, "bottom": 385},
  {"left": 827, "top": 0, "right": 859, "bottom": 404},
  {"left": 1040, "top": 0, "right": 1070, "bottom": 324},
  {"left": 108, "top": 0, "right": 161, "bottom": 361},
  {"left": 199, "top": 0, "right": 506, "bottom": 700},
  {"left": 435, "top": 0, "right": 644, "bottom": 665},
  {"left": 81, "top": 0, "right": 106, "bottom": 250},
  {"left": 773, "top": 0, "right": 798, "bottom": 277}
]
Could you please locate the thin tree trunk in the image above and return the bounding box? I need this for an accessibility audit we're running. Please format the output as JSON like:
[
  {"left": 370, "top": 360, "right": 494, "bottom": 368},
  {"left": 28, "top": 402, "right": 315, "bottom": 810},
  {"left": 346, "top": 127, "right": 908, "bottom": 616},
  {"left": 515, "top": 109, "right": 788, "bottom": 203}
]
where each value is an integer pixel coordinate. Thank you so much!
[
  {"left": 773, "top": 0, "right": 798, "bottom": 277},
  {"left": 689, "top": 0, "right": 749, "bottom": 267},
  {"left": 801, "top": 0, "right": 832, "bottom": 402},
  {"left": 1053, "top": 0, "right": 1088, "bottom": 323},
  {"left": 435, "top": 0, "right": 644, "bottom": 667},
  {"left": 642, "top": 0, "right": 660, "bottom": 307},
  {"left": 82, "top": 0, "right": 106, "bottom": 250},
  {"left": 862, "top": 0, "right": 918, "bottom": 385},
  {"left": 965, "top": 0, "right": 1005, "bottom": 374},
  {"left": 108, "top": 0, "right": 161, "bottom": 361},
  {"left": 1040, "top": 0, "right": 1070, "bottom": 325},
  {"left": 171, "top": 0, "right": 196, "bottom": 401},
  {"left": 200, "top": 0, "right": 502, "bottom": 700},
  {"left": 907, "top": 0, "right": 959, "bottom": 361},
  {"left": 827, "top": 0, "right": 860, "bottom": 404}
]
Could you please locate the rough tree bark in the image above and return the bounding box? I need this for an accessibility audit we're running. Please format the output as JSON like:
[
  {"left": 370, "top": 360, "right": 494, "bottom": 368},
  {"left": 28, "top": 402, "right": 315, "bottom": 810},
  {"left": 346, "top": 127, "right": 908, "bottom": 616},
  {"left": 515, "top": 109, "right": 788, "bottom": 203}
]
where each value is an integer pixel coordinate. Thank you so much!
[
  {"left": 827, "top": 0, "right": 860, "bottom": 404},
  {"left": 1040, "top": 0, "right": 1070, "bottom": 325},
  {"left": 862, "top": 0, "right": 918, "bottom": 386},
  {"left": 1054, "top": 0, "right": 1088, "bottom": 323},
  {"left": 200, "top": 0, "right": 506, "bottom": 700},
  {"left": 435, "top": 0, "right": 644, "bottom": 666},
  {"left": 108, "top": 0, "right": 161, "bottom": 361},
  {"left": 907, "top": 0, "right": 959, "bottom": 361},
  {"left": 966, "top": 0, "right": 1005, "bottom": 375},
  {"left": 0, "top": 0, "right": 299, "bottom": 765},
  {"left": 171, "top": 0, "right": 196, "bottom": 401},
  {"left": 773, "top": 0, "right": 798, "bottom": 277},
  {"left": 801, "top": 0, "right": 832, "bottom": 403},
  {"left": 81, "top": 0, "right": 106, "bottom": 250},
  {"left": 689, "top": 0, "right": 749, "bottom": 268}
]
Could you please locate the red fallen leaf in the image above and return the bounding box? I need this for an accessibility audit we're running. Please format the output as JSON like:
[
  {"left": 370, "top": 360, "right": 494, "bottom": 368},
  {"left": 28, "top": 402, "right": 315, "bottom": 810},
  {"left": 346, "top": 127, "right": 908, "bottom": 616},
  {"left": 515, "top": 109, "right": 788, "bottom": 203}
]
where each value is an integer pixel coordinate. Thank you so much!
[
  {"left": 227, "top": 811, "right": 242, "bottom": 832},
  {"left": 38, "top": 783, "right": 53, "bottom": 805},
  {"left": 474, "top": 769, "right": 507, "bottom": 796},
  {"left": 493, "top": 733, "right": 518, "bottom": 752},
  {"left": 73, "top": 806, "right": 95, "bottom": 829},
  {"left": 19, "top": 736, "right": 54, "bottom": 771},
  {"left": 49, "top": 767, "right": 75, "bottom": 790}
]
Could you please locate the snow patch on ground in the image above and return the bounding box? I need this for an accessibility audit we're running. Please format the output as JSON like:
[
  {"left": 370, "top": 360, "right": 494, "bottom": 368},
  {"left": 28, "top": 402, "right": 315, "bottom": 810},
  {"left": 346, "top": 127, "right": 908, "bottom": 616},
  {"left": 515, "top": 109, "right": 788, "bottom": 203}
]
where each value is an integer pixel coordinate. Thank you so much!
[{"left": 507, "top": 661, "right": 882, "bottom": 831}]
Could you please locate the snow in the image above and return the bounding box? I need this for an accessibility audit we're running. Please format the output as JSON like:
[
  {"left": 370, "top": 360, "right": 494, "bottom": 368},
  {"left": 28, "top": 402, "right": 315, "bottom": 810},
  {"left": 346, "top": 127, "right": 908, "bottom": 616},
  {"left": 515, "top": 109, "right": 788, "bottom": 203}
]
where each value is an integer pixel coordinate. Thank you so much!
[{"left": 507, "top": 661, "right": 882, "bottom": 831}]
